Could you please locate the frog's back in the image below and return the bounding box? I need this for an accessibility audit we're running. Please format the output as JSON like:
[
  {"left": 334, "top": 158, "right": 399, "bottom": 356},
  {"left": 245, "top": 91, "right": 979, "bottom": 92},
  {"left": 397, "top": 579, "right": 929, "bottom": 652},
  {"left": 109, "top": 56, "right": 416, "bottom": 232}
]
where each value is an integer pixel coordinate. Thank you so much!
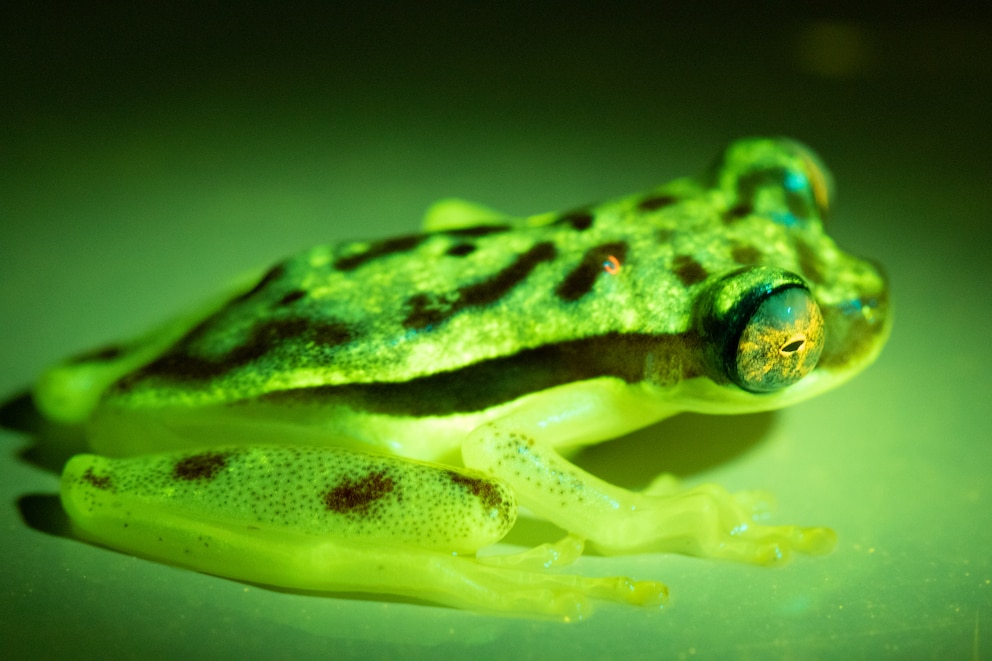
[
  {"left": 36, "top": 138, "right": 890, "bottom": 458},
  {"left": 92, "top": 178, "right": 717, "bottom": 412}
]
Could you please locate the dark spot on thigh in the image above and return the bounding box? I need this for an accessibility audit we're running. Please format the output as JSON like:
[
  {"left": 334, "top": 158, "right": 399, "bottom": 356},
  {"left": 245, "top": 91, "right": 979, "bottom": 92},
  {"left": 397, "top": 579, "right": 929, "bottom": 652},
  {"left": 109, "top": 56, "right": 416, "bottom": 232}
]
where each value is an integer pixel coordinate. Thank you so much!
[
  {"left": 323, "top": 471, "right": 396, "bottom": 516},
  {"left": 448, "top": 472, "right": 512, "bottom": 525},
  {"left": 173, "top": 451, "right": 233, "bottom": 481},
  {"left": 82, "top": 467, "right": 113, "bottom": 490}
]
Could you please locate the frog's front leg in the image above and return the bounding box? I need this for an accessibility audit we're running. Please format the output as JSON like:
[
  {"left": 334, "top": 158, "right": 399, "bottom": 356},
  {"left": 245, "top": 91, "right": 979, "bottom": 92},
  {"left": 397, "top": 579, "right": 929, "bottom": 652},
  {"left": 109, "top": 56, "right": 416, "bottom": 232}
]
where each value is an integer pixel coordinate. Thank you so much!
[{"left": 462, "top": 384, "right": 836, "bottom": 563}]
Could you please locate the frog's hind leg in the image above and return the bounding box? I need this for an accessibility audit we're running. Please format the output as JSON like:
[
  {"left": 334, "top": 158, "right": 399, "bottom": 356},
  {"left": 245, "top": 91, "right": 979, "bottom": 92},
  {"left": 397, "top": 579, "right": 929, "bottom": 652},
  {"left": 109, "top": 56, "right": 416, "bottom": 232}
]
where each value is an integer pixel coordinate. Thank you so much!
[
  {"left": 463, "top": 419, "right": 836, "bottom": 563},
  {"left": 61, "top": 446, "right": 665, "bottom": 619}
]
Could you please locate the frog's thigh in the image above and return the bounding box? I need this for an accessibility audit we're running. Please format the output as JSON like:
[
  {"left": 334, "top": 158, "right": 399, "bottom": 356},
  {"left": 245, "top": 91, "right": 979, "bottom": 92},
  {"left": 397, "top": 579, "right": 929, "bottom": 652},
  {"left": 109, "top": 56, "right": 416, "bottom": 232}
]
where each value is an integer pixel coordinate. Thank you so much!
[{"left": 463, "top": 404, "right": 836, "bottom": 564}]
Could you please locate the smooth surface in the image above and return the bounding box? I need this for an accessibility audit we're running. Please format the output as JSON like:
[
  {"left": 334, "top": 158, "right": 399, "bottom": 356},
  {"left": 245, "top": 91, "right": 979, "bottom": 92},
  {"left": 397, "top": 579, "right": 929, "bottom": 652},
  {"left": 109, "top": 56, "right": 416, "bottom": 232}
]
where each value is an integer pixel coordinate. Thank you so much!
[{"left": 2, "top": 5, "right": 990, "bottom": 659}]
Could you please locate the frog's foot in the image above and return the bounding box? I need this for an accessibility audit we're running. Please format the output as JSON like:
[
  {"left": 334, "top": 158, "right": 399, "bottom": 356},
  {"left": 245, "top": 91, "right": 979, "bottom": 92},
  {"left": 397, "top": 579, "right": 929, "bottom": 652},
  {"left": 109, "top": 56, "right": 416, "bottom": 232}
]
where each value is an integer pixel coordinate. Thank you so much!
[
  {"left": 465, "top": 424, "right": 836, "bottom": 566},
  {"left": 472, "top": 535, "right": 667, "bottom": 616},
  {"left": 596, "top": 482, "right": 837, "bottom": 563},
  {"left": 479, "top": 534, "right": 585, "bottom": 570},
  {"left": 636, "top": 479, "right": 828, "bottom": 563},
  {"left": 461, "top": 560, "right": 669, "bottom": 619},
  {"left": 643, "top": 472, "right": 687, "bottom": 497}
]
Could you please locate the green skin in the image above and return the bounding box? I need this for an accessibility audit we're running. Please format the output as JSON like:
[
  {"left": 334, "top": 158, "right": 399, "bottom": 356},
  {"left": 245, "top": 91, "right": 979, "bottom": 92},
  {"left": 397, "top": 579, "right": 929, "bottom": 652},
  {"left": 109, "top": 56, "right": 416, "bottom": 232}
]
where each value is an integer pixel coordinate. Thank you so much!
[{"left": 37, "top": 138, "right": 890, "bottom": 620}]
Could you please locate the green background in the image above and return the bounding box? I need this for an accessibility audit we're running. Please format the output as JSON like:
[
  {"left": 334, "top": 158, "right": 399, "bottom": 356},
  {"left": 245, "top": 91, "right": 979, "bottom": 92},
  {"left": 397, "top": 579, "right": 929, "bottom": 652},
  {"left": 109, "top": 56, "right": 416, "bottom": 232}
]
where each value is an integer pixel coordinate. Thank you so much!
[{"left": 2, "top": 4, "right": 990, "bottom": 659}]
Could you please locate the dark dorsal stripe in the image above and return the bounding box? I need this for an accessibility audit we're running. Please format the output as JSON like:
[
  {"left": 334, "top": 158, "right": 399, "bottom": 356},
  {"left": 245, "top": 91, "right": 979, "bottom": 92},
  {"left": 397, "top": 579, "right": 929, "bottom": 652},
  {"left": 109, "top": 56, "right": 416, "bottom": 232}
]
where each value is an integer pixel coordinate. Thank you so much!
[
  {"left": 445, "top": 243, "right": 476, "bottom": 257},
  {"left": 258, "top": 332, "right": 701, "bottom": 416},
  {"left": 332, "top": 225, "right": 511, "bottom": 272},
  {"left": 672, "top": 254, "right": 709, "bottom": 287},
  {"left": 333, "top": 235, "right": 426, "bottom": 271},
  {"left": 444, "top": 224, "right": 512, "bottom": 238},
  {"left": 113, "top": 317, "right": 353, "bottom": 390},
  {"left": 232, "top": 264, "right": 286, "bottom": 303},
  {"left": 638, "top": 195, "right": 678, "bottom": 211},
  {"left": 403, "top": 241, "right": 557, "bottom": 329},
  {"left": 554, "top": 211, "right": 594, "bottom": 231},
  {"left": 67, "top": 344, "right": 127, "bottom": 365}
]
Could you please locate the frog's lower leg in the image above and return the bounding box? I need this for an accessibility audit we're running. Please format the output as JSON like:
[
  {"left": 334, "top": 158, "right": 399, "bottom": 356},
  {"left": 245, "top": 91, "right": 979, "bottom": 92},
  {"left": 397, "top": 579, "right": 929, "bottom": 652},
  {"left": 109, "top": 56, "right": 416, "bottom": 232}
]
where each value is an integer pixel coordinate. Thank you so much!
[{"left": 463, "top": 422, "right": 836, "bottom": 563}]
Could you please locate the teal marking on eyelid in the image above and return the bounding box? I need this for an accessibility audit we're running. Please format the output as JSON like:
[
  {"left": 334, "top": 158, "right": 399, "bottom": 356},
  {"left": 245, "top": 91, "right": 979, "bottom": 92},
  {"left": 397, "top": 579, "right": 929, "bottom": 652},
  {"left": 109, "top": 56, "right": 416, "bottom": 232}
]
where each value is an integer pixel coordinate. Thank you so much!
[{"left": 784, "top": 171, "right": 808, "bottom": 192}]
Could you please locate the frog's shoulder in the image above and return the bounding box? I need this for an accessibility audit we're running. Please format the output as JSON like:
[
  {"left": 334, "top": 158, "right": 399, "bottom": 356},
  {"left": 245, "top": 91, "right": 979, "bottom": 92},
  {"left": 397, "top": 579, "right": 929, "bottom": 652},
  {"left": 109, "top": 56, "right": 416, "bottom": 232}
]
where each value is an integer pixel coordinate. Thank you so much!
[{"left": 421, "top": 198, "right": 579, "bottom": 232}]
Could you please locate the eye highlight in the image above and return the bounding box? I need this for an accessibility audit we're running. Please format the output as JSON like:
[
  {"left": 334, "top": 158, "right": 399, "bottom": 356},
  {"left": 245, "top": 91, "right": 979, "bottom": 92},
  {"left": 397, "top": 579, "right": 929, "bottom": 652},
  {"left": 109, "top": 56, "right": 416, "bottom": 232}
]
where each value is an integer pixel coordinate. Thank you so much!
[{"left": 732, "top": 285, "right": 824, "bottom": 393}]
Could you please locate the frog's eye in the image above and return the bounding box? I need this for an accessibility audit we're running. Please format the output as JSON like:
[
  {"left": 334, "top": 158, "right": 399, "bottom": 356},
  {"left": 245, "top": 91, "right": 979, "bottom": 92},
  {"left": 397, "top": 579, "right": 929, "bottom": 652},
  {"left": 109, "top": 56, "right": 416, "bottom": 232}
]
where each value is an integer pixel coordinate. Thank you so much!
[
  {"left": 700, "top": 266, "right": 825, "bottom": 393},
  {"left": 730, "top": 285, "right": 825, "bottom": 392},
  {"left": 714, "top": 138, "right": 834, "bottom": 226}
]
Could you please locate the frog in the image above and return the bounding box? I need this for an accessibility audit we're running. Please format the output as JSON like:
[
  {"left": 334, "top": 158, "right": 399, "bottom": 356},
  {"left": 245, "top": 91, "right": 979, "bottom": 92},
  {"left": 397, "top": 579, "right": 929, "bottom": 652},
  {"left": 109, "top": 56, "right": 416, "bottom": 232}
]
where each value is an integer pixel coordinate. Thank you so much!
[{"left": 34, "top": 137, "right": 890, "bottom": 621}]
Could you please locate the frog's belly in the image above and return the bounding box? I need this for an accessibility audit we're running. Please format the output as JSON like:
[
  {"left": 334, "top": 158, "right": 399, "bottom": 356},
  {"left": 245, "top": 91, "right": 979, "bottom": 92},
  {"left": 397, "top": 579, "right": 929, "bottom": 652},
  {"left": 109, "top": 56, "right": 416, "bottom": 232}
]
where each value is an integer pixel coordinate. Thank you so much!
[
  {"left": 87, "top": 397, "right": 492, "bottom": 464},
  {"left": 87, "top": 376, "right": 674, "bottom": 463}
]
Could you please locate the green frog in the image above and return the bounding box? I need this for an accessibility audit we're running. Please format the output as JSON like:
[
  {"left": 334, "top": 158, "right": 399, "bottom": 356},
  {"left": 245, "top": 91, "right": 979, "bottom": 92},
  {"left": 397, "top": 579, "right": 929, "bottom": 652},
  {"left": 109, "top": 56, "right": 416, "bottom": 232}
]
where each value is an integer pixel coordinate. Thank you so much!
[{"left": 35, "top": 138, "right": 890, "bottom": 620}]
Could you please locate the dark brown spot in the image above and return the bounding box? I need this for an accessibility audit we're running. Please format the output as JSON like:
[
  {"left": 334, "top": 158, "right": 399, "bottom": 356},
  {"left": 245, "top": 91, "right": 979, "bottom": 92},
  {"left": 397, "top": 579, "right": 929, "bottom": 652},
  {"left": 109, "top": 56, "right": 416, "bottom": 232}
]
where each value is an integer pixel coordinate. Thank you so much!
[
  {"left": 309, "top": 322, "right": 353, "bottom": 347},
  {"left": 173, "top": 451, "right": 231, "bottom": 481},
  {"left": 278, "top": 290, "right": 307, "bottom": 306},
  {"left": 638, "top": 195, "right": 677, "bottom": 211},
  {"left": 402, "top": 293, "right": 447, "bottom": 330},
  {"left": 333, "top": 235, "right": 424, "bottom": 271},
  {"left": 67, "top": 344, "right": 127, "bottom": 365},
  {"left": 458, "top": 242, "right": 557, "bottom": 308},
  {"left": 444, "top": 224, "right": 511, "bottom": 238},
  {"left": 446, "top": 243, "right": 476, "bottom": 257},
  {"left": 232, "top": 265, "right": 286, "bottom": 303},
  {"left": 672, "top": 255, "right": 709, "bottom": 286},
  {"left": 554, "top": 210, "right": 594, "bottom": 231},
  {"left": 731, "top": 244, "right": 762, "bottom": 265},
  {"left": 82, "top": 467, "right": 112, "bottom": 490},
  {"left": 723, "top": 203, "right": 753, "bottom": 223},
  {"left": 448, "top": 472, "right": 509, "bottom": 517},
  {"left": 555, "top": 241, "right": 629, "bottom": 302},
  {"left": 402, "top": 242, "right": 557, "bottom": 330},
  {"left": 323, "top": 471, "right": 395, "bottom": 515},
  {"left": 118, "top": 317, "right": 353, "bottom": 386}
]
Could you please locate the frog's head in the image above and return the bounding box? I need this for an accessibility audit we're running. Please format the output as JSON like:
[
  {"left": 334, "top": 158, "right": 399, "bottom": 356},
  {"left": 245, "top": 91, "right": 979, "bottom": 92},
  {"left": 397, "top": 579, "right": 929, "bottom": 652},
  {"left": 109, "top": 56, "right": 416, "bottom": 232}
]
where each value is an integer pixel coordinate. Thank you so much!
[{"left": 661, "top": 138, "right": 891, "bottom": 414}]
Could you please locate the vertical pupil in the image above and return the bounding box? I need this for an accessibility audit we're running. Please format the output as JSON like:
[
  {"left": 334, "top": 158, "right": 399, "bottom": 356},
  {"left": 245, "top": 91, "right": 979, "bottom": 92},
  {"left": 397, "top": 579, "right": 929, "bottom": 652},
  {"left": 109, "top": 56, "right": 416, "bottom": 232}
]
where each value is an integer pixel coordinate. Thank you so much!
[{"left": 780, "top": 337, "right": 806, "bottom": 354}]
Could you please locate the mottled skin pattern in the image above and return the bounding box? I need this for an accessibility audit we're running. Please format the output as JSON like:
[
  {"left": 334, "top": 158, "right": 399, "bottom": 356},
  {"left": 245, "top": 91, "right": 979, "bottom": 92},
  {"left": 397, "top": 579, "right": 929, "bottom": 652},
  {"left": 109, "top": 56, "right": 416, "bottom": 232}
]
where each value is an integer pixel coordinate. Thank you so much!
[
  {"left": 93, "top": 139, "right": 884, "bottom": 413},
  {"left": 41, "top": 138, "right": 891, "bottom": 619}
]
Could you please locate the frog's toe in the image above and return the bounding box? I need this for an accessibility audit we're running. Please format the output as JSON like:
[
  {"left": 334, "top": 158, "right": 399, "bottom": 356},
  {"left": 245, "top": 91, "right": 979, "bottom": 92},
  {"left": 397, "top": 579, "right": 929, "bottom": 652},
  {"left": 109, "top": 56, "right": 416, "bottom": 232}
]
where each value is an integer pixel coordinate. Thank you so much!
[
  {"left": 643, "top": 472, "right": 682, "bottom": 496},
  {"left": 792, "top": 525, "right": 837, "bottom": 555},
  {"left": 729, "top": 488, "right": 777, "bottom": 518},
  {"left": 733, "top": 523, "right": 838, "bottom": 564},
  {"left": 478, "top": 535, "right": 585, "bottom": 570}
]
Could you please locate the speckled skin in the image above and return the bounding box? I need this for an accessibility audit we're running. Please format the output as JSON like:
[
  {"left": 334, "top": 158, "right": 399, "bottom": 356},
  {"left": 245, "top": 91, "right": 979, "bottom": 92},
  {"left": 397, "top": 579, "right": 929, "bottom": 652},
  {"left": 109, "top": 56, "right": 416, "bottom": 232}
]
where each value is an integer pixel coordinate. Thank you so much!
[
  {"left": 41, "top": 138, "right": 891, "bottom": 619},
  {"left": 62, "top": 446, "right": 515, "bottom": 553}
]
